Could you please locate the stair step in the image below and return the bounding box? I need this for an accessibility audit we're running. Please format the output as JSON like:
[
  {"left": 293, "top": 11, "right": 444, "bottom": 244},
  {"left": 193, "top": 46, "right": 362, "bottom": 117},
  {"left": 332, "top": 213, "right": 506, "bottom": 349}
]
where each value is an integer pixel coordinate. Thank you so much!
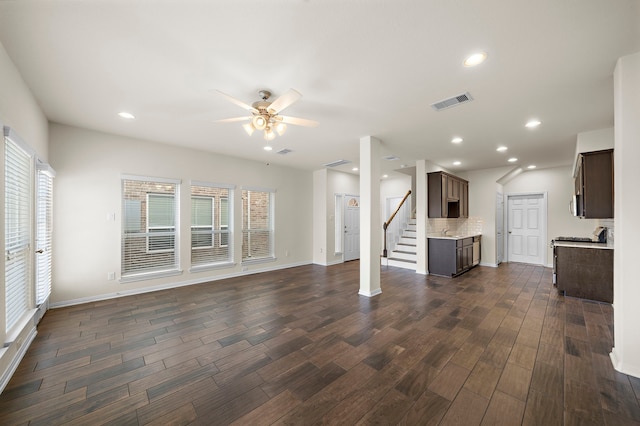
[
  {"left": 390, "top": 251, "right": 417, "bottom": 261},
  {"left": 381, "top": 256, "right": 417, "bottom": 270},
  {"left": 387, "top": 257, "right": 417, "bottom": 264}
]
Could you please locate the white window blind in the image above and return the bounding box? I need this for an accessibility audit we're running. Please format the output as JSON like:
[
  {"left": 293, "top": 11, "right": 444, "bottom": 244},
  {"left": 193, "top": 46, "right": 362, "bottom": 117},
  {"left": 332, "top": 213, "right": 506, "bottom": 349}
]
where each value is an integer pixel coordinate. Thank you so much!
[
  {"left": 4, "top": 133, "right": 33, "bottom": 332},
  {"left": 35, "top": 163, "right": 55, "bottom": 305},
  {"left": 122, "top": 177, "right": 180, "bottom": 279},
  {"left": 191, "top": 183, "right": 233, "bottom": 267},
  {"left": 242, "top": 188, "right": 274, "bottom": 262}
]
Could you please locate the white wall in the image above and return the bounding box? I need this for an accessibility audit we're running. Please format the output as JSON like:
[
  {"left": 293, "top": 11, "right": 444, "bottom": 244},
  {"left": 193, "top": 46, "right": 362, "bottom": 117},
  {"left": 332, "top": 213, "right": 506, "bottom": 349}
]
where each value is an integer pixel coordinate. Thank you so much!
[
  {"left": 312, "top": 169, "right": 328, "bottom": 265},
  {"left": 465, "top": 166, "right": 512, "bottom": 266},
  {"left": 504, "top": 165, "right": 598, "bottom": 266},
  {"left": 0, "top": 40, "right": 49, "bottom": 390},
  {"left": 611, "top": 52, "right": 640, "bottom": 378},
  {"left": 573, "top": 127, "right": 614, "bottom": 176},
  {"left": 49, "top": 123, "right": 313, "bottom": 304}
]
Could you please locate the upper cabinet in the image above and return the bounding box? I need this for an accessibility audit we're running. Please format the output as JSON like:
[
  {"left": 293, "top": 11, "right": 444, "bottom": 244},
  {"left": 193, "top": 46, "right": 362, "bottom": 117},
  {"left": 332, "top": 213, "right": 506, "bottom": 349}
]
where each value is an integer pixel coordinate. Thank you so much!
[
  {"left": 574, "top": 149, "right": 614, "bottom": 218},
  {"left": 428, "top": 171, "right": 469, "bottom": 218}
]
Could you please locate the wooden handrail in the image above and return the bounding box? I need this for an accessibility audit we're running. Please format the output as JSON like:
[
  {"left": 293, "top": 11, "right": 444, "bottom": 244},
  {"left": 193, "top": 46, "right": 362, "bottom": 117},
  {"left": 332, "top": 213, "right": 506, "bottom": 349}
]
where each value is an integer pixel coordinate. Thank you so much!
[
  {"left": 384, "top": 190, "right": 411, "bottom": 230},
  {"left": 382, "top": 190, "right": 411, "bottom": 258}
]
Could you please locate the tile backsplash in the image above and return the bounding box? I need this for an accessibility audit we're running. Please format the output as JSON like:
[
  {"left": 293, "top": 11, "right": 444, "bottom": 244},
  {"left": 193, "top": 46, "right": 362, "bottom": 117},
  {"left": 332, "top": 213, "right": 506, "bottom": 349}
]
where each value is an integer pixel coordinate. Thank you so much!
[{"left": 428, "top": 217, "right": 483, "bottom": 236}]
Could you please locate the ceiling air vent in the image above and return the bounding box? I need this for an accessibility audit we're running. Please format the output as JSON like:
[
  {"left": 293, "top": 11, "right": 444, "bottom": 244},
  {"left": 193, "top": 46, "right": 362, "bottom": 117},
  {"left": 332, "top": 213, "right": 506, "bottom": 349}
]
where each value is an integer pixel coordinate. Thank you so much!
[
  {"left": 323, "top": 159, "right": 351, "bottom": 168},
  {"left": 431, "top": 92, "right": 474, "bottom": 111},
  {"left": 276, "top": 148, "right": 292, "bottom": 155},
  {"left": 384, "top": 155, "right": 400, "bottom": 161}
]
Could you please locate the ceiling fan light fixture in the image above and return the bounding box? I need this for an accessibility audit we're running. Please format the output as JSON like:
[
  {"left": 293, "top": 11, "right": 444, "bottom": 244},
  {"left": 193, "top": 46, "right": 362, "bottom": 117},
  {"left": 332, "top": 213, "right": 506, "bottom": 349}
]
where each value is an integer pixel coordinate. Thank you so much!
[
  {"left": 243, "top": 122, "right": 255, "bottom": 136},
  {"left": 264, "top": 127, "right": 276, "bottom": 141},
  {"left": 252, "top": 115, "right": 267, "bottom": 130},
  {"left": 275, "top": 122, "right": 287, "bottom": 136}
]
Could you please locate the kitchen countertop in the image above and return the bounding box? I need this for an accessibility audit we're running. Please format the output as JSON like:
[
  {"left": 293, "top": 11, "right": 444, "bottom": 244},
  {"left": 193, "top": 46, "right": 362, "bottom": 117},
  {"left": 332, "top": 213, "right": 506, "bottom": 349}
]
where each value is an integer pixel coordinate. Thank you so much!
[
  {"left": 427, "top": 233, "right": 482, "bottom": 240},
  {"left": 552, "top": 240, "right": 614, "bottom": 250}
]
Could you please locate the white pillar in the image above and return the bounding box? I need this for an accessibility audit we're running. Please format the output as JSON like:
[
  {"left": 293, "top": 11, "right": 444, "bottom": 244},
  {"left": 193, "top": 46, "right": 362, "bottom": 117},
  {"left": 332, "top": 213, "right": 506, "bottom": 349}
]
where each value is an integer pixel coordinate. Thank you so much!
[
  {"left": 359, "top": 136, "right": 381, "bottom": 297},
  {"left": 610, "top": 52, "right": 640, "bottom": 378},
  {"left": 415, "top": 160, "right": 427, "bottom": 274}
]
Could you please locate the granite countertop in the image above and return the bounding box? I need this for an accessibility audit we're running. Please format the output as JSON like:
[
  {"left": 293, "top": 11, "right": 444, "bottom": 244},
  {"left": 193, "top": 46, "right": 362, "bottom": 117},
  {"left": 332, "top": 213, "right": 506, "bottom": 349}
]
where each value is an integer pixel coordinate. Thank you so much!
[
  {"left": 427, "top": 233, "right": 482, "bottom": 240},
  {"left": 552, "top": 240, "right": 614, "bottom": 250}
]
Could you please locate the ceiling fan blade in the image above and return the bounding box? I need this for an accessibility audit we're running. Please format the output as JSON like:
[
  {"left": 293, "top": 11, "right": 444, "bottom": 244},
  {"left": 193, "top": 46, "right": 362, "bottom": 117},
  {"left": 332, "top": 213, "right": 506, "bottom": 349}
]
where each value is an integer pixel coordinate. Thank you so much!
[
  {"left": 214, "top": 90, "right": 258, "bottom": 113},
  {"left": 279, "top": 115, "right": 319, "bottom": 128},
  {"left": 268, "top": 88, "right": 302, "bottom": 113},
  {"left": 215, "top": 116, "right": 251, "bottom": 123}
]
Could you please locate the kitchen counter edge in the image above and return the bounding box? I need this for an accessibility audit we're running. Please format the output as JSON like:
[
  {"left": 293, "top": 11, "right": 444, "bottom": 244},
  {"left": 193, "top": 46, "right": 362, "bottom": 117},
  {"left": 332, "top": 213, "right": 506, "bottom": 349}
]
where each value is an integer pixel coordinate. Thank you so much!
[
  {"left": 552, "top": 240, "right": 613, "bottom": 250},
  {"left": 427, "top": 233, "right": 482, "bottom": 240}
]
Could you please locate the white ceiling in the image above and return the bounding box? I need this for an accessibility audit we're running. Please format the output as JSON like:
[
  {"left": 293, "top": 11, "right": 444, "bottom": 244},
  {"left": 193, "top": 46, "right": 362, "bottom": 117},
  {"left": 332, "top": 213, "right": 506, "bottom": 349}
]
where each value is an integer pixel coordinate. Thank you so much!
[{"left": 0, "top": 1, "right": 638, "bottom": 176}]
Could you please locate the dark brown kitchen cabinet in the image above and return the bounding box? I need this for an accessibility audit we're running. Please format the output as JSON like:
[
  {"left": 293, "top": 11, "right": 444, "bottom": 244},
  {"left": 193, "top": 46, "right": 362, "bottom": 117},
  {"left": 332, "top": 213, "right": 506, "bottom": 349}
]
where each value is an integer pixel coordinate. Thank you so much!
[
  {"left": 574, "top": 149, "right": 613, "bottom": 218},
  {"left": 555, "top": 245, "right": 613, "bottom": 303},
  {"left": 429, "top": 236, "right": 478, "bottom": 277},
  {"left": 428, "top": 171, "right": 469, "bottom": 218}
]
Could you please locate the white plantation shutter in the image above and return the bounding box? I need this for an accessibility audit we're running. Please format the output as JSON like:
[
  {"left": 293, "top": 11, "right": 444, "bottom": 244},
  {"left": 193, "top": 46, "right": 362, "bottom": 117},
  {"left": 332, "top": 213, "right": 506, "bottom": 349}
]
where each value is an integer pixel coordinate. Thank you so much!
[
  {"left": 35, "top": 163, "right": 55, "bottom": 305},
  {"left": 4, "top": 131, "right": 33, "bottom": 332},
  {"left": 242, "top": 188, "right": 275, "bottom": 262},
  {"left": 121, "top": 176, "right": 180, "bottom": 280}
]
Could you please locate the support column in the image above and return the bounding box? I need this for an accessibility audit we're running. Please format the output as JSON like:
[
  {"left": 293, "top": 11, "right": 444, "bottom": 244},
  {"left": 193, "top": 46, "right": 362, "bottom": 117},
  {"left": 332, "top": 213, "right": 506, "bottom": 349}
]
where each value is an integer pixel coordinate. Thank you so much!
[
  {"left": 611, "top": 52, "right": 640, "bottom": 378},
  {"left": 415, "top": 160, "right": 427, "bottom": 274},
  {"left": 359, "top": 136, "right": 381, "bottom": 297}
]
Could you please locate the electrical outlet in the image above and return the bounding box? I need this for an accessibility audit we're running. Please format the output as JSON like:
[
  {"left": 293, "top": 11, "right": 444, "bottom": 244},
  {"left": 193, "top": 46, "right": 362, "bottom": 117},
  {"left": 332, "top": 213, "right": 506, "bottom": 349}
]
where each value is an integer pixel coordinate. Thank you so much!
[
  {"left": 320, "top": 248, "right": 323, "bottom": 253},
  {"left": 107, "top": 272, "right": 115, "bottom": 280},
  {"left": 285, "top": 249, "right": 289, "bottom": 257}
]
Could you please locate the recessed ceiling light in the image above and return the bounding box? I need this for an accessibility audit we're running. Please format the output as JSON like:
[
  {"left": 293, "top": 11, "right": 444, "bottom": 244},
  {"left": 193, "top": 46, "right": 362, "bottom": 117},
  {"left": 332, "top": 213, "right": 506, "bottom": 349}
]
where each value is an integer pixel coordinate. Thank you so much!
[
  {"left": 382, "top": 174, "right": 388, "bottom": 178},
  {"left": 496, "top": 146, "right": 508, "bottom": 152},
  {"left": 118, "top": 112, "right": 135, "bottom": 119},
  {"left": 525, "top": 119, "right": 541, "bottom": 128},
  {"left": 352, "top": 167, "right": 359, "bottom": 171},
  {"left": 508, "top": 157, "right": 518, "bottom": 163},
  {"left": 453, "top": 161, "right": 461, "bottom": 166},
  {"left": 451, "top": 137, "right": 463, "bottom": 144},
  {"left": 463, "top": 52, "right": 487, "bottom": 67},
  {"left": 263, "top": 146, "right": 273, "bottom": 151},
  {"left": 527, "top": 165, "right": 537, "bottom": 169}
]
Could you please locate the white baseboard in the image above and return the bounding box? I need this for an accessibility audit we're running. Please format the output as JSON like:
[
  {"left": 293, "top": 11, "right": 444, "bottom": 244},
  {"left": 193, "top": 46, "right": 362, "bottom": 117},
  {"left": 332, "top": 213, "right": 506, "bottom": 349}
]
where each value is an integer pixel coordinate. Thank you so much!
[
  {"left": 479, "top": 262, "right": 499, "bottom": 268},
  {"left": 358, "top": 288, "right": 382, "bottom": 297},
  {"left": 0, "top": 326, "right": 37, "bottom": 394},
  {"left": 51, "top": 260, "right": 312, "bottom": 309},
  {"left": 610, "top": 348, "right": 640, "bottom": 379}
]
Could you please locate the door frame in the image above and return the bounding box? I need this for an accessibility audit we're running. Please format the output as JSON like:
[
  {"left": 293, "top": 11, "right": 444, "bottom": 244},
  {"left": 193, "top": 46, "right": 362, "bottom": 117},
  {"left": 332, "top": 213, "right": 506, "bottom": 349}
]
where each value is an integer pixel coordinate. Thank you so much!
[
  {"left": 340, "top": 193, "right": 360, "bottom": 262},
  {"left": 504, "top": 191, "right": 548, "bottom": 266}
]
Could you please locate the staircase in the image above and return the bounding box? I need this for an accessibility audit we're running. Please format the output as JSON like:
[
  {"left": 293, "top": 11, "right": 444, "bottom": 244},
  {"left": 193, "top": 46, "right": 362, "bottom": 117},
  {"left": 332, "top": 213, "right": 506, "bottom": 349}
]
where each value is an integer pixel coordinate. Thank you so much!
[{"left": 383, "top": 218, "right": 417, "bottom": 270}]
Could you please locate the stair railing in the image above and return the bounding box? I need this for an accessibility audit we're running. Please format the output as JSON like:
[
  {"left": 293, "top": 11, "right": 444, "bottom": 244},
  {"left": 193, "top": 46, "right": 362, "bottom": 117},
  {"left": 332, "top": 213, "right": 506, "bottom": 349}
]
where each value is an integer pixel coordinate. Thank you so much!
[{"left": 382, "top": 190, "right": 412, "bottom": 258}]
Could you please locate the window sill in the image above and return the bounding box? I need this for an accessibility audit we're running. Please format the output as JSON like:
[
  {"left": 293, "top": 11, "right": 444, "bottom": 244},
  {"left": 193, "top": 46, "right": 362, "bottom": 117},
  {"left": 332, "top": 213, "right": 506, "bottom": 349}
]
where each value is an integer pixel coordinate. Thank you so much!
[
  {"left": 120, "top": 269, "right": 182, "bottom": 284},
  {"left": 241, "top": 257, "right": 277, "bottom": 266},
  {"left": 189, "top": 262, "right": 236, "bottom": 273}
]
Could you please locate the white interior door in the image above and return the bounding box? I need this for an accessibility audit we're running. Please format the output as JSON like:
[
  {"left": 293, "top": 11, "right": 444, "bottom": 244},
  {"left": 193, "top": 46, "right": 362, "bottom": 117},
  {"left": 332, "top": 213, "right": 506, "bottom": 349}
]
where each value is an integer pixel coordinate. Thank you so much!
[
  {"left": 496, "top": 192, "right": 504, "bottom": 264},
  {"left": 507, "top": 193, "right": 546, "bottom": 265},
  {"left": 343, "top": 195, "right": 360, "bottom": 261}
]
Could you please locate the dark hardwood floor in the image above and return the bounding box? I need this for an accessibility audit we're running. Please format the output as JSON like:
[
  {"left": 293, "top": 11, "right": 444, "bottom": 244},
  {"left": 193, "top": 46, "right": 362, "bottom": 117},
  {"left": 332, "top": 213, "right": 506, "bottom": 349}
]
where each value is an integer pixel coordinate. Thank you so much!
[{"left": 1, "top": 261, "right": 639, "bottom": 425}]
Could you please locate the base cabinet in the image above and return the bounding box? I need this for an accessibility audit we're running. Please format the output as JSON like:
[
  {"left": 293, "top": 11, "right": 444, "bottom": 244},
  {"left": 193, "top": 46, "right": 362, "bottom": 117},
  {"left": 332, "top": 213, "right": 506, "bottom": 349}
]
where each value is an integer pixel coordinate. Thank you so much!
[
  {"left": 555, "top": 245, "right": 613, "bottom": 303},
  {"left": 429, "top": 236, "right": 480, "bottom": 277}
]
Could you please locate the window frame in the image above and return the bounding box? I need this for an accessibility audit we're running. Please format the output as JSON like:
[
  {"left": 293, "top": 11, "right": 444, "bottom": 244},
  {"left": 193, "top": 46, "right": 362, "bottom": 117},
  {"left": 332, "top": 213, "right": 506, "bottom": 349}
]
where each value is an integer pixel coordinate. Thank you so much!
[
  {"left": 121, "top": 175, "right": 181, "bottom": 283},
  {"left": 191, "top": 195, "right": 214, "bottom": 250},
  {"left": 241, "top": 186, "right": 276, "bottom": 264},
  {"left": 189, "top": 181, "right": 235, "bottom": 272},
  {"left": 146, "top": 192, "right": 177, "bottom": 254}
]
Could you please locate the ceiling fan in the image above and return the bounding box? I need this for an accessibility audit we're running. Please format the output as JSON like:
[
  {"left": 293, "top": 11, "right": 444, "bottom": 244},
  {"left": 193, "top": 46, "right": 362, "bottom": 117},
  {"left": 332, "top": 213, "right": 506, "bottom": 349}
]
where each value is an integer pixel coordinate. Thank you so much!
[{"left": 214, "top": 88, "right": 319, "bottom": 140}]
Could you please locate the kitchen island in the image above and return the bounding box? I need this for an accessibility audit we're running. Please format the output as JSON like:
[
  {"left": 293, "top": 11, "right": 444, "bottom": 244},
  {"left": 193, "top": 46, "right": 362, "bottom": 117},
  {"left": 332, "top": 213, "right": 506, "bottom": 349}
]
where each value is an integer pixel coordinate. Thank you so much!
[{"left": 428, "top": 234, "right": 481, "bottom": 277}]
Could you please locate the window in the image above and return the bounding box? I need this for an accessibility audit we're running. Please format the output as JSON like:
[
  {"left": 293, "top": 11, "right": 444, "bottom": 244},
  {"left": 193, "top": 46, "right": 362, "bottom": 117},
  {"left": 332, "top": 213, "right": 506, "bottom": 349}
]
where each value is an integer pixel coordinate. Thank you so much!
[
  {"left": 242, "top": 188, "right": 275, "bottom": 262},
  {"left": 35, "top": 162, "right": 55, "bottom": 305},
  {"left": 4, "top": 129, "right": 33, "bottom": 332},
  {"left": 190, "top": 182, "right": 233, "bottom": 268},
  {"left": 122, "top": 176, "right": 180, "bottom": 280},
  {"left": 147, "top": 193, "right": 175, "bottom": 252}
]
